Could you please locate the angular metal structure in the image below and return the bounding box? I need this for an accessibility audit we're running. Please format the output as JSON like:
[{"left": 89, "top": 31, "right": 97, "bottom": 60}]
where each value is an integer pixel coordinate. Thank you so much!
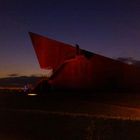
[{"left": 29, "top": 32, "right": 140, "bottom": 92}]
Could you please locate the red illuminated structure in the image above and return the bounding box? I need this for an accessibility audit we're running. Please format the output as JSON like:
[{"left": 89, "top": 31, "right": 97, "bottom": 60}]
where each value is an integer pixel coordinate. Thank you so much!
[{"left": 29, "top": 32, "right": 140, "bottom": 92}]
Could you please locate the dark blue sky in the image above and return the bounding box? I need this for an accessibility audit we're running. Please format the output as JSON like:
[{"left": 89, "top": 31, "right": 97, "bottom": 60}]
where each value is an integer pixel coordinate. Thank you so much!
[{"left": 0, "top": 0, "right": 140, "bottom": 77}]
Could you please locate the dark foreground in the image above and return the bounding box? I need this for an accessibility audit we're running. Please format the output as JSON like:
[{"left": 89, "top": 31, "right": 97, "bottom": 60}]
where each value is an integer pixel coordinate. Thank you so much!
[{"left": 0, "top": 90, "right": 140, "bottom": 140}]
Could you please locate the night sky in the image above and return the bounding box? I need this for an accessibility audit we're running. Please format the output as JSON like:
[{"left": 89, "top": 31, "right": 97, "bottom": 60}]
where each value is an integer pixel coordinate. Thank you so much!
[{"left": 0, "top": 0, "right": 140, "bottom": 78}]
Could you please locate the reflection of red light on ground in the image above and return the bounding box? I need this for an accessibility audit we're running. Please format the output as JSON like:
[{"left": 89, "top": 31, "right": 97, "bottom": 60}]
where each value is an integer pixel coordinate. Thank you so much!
[{"left": 27, "top": 93, "right": 37, "bottom": 96}]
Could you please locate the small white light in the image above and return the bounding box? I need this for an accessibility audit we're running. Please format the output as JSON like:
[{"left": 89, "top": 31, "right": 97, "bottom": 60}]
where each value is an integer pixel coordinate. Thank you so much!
[{"left": 27, "top": 93, "right": 37, "bottom": 96}]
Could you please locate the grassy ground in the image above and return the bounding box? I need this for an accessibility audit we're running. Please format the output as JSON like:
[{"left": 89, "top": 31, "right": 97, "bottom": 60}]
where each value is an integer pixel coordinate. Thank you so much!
[
  {"left": 0, "top": 109, "right": 140, "bottom": 140},
  {"left": 0, "top": 90, "right": 140, "bottom": 139}
]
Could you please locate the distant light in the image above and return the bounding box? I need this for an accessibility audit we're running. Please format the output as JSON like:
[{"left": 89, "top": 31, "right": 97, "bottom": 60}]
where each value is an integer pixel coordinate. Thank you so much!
[{"left": 27, "top": 93, "right": 37, "bottom": 96}]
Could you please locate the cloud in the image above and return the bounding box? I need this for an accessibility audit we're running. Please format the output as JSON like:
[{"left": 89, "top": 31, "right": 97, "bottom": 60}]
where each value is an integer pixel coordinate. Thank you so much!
[
  {"left": 117, "top": 57, "right": 140, "bottom": 66},
  {"left": 8, "top": 73, "right": 19, "bottom": 77}
]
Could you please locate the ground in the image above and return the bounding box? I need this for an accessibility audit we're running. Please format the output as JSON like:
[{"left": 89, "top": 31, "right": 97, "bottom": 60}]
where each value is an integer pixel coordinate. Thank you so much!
[{"left": 0, "top": 90, "right": 140, "bottom": 139}]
